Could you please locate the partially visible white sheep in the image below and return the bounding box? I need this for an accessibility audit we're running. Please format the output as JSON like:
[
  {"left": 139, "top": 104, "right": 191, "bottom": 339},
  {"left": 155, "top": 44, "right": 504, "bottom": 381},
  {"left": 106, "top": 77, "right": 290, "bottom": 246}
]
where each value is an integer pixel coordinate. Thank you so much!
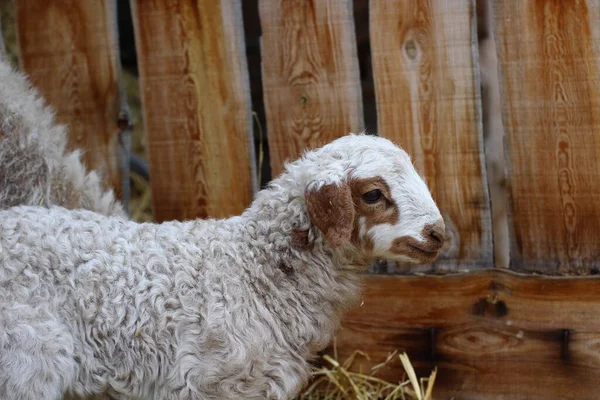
[
  {"left": 0, "top": 57, "right": 125, "bottom": 217},
  {"left": 0, "top": 133, "right": 445, "bottom": 400}
]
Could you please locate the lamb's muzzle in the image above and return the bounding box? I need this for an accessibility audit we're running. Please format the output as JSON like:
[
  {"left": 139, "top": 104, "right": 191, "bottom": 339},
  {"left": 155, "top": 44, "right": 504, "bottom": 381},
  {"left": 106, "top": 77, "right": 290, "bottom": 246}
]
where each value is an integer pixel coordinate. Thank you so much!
[
  {"left": 425, "top": 221, "right": 446, "bottom": 247},
  {"left": 0, "top": 133, "right": 443, "bottom": 400}
]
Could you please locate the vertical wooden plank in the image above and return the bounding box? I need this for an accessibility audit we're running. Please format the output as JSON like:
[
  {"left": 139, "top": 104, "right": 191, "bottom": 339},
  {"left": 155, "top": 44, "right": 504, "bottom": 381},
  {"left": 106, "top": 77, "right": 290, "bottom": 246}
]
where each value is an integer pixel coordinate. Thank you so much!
[
  {"left": 15, "top": 0, "right": 123, "bottom": 196},
  {"left": 494, "top": 0, "right": 600, "bottom": 273},
  {"left": 259, "top": 0, "right": 364, "bottom": 176},
  {"left": 369, "top": 0, "right": 492, "bottom": 271},
  {"left": 130, "top": 0, "right": 256, "bottom": 221}
]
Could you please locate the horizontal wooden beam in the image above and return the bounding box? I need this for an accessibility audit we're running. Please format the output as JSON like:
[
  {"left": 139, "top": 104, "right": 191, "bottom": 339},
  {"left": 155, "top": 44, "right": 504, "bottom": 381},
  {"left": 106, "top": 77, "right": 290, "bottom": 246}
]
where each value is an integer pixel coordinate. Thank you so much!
[{"left": 327, "top": 269, "right": 600, "bottom": 399}]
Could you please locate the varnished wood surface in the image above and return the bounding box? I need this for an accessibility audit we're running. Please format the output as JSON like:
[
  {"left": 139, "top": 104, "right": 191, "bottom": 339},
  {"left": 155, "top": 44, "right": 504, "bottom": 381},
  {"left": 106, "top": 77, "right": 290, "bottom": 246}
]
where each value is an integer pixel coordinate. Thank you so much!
[
  {"left": 15, "top": 0, "right": 124, "bottom": 196},
  {"left": 330, "top": 269, "right": 600, "bottom": 399},
  {"left": 369, "top": 0, "right": 493, "bottom": 273},
  {"left": 131, "top": 0, "right": 256, "bottom": 221},
  {"left": 494, "top": 0, "right": 600, "bottom": 273},
  {"left": 259, "top": 0, "right": 364, "bottom": 177}
]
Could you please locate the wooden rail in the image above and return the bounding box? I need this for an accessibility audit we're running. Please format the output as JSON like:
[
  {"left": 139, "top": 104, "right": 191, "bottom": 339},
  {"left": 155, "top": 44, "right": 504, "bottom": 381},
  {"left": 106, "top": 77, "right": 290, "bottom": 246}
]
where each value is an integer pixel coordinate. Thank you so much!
[{"left": 330, "top": 268, "right": 600, "bottom": 399}]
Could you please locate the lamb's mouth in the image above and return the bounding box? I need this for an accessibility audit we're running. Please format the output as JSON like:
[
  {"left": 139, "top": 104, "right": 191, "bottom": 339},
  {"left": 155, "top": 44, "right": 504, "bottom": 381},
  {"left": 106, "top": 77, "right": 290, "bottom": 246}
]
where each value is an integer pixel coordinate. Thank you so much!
[
  {"left": 406, "top": 244, "right": 440, "bottom": 262},
  {"left": 391, "top": 236, "right": 441, "bottom": 263},
  {"left": 408, "top": 244, "right": 438, "bottom": 257},
  {"left": 408, "top": 244, "right": 438, "bottom": 255}
]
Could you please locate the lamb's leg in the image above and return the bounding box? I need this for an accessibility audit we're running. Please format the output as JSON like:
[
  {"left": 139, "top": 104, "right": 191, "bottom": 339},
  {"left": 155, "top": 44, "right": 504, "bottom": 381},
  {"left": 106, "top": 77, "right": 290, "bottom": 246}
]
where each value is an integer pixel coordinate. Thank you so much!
[{"left": 0, "top": 304, "right": 77, "bottom": 400}]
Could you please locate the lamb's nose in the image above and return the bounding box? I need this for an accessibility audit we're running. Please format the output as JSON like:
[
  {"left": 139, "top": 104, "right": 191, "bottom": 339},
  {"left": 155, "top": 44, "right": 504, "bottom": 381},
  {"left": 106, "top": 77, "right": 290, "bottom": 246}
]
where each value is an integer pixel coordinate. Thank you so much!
[{"left": 423, "top": 219, "right": 446, "bottom": 250}]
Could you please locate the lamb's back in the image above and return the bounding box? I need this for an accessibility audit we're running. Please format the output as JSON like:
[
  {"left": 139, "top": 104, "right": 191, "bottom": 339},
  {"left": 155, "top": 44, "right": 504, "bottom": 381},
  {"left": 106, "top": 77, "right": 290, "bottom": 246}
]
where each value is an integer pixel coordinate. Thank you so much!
[
  {"left": 1, "top": 205, "right": 132, "bottom": 292},
  {"left": 0, "top": 205, "right": 209, "bottom": 313}
]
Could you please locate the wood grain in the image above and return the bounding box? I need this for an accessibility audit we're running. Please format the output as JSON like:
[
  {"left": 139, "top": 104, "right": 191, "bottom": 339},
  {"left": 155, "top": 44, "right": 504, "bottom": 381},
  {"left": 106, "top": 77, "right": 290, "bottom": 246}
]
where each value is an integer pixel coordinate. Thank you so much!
[
  {"left": 494, "top": 1, "right": 600, "bottom": 273},
  {"left": 369, "top": 0, "right": 493, "bottom": 272},
  {"left": 15, "top": 0, "right": 124, "bottom": 196},
  {"left": 131, "top": 0, "right": 256, "bottom": 221},
  {"left": 328, "top": 269, "right": 600, "bottom": 399},
  {"left": 259, "top": 0, "right": 364, "bottom": 176}
]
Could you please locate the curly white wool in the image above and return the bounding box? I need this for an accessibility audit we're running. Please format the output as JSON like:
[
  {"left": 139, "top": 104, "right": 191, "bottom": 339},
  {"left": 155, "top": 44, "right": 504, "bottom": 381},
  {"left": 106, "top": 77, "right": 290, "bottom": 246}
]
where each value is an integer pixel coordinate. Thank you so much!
[{"left": 0, "top": 133, "right": 443, "bottom": 400}]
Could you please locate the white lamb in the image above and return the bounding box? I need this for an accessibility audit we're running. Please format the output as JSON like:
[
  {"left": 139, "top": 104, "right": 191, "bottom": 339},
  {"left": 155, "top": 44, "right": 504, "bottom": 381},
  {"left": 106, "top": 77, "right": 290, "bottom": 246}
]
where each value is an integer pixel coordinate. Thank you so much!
[
  {"left": 0, "top": 57, "right": 125, "bottom": 216},
  {"left": 0, "top": 133, "right": 445, "bottom": 400}
]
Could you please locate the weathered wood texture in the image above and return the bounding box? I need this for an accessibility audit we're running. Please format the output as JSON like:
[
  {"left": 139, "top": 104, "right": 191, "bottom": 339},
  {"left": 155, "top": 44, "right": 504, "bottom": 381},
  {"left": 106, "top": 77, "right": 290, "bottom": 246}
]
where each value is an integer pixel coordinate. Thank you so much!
[
  {"left": 329, "top": 269, "right": 600, "bottom": 399},
  {"left": 369, "top": 0, "right": 492, "bottom": 272},
  {"left": 259, "top": 0, "right": 364, "bottom": 176},
  {"left": 131, "top": 0, "right": 256, "bottom": 221},
  {"left": 15, "top": 0, "right": 124, "bottom": 196},
  {"left": 494, "top": 1, "right": 600, "bottom": 274}
]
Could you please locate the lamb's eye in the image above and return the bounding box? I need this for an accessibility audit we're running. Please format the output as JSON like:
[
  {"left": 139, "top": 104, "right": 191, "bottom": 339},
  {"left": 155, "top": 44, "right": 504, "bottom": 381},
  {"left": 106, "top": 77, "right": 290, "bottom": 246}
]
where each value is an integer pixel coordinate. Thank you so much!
[{"left": 362, "top": 189, "right": 382, "bottom": 204}]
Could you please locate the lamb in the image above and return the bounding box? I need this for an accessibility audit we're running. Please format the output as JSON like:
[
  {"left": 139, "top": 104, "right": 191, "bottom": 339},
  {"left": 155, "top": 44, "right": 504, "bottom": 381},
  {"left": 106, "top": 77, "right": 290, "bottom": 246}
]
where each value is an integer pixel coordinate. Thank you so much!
[
  {"left": 0, "top": 133, "right": 445, "bottom": 400},
  {"left": 0, "top": 57, "right": 125, "bottom": 217}
]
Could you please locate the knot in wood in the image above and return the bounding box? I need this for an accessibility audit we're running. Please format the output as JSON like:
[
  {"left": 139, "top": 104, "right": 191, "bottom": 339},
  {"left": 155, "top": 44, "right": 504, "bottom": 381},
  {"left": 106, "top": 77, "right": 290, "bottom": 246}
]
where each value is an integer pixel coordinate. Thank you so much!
[
  {"left": 472, "top": 297, "right": 508, "bottom": 318},
  {"left": 404, "top": 39, "right": 418, "bottom": 60}
]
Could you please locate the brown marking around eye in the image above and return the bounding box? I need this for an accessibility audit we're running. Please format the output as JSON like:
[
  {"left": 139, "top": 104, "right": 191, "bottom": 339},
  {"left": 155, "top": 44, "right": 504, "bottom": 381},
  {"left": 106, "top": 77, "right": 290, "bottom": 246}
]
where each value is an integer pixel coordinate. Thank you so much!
[
  {"left": 348, "top": 177, "right": 399, "bottom": 250},
  {"left": 350, "top": 177, "right": 399, "bottom": 228},
  {"left": 298, "top": 177, "right": 398, "bottom": 253}
]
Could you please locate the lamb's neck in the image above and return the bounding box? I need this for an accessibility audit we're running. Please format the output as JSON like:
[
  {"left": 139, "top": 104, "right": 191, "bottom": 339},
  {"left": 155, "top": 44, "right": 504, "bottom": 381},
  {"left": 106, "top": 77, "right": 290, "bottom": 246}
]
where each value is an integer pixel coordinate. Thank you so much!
[
  {"left": 243, "top": 174, "right": 371, "bottom": 265},
  {"left": 241, "top": 177, "right": 304, "bottom": 226},
  {"left": 236, "top": 180, "right": 367, "bottom": 353},
  {"left": 241, "top": 176, "right": 369, "bottom": 265}
]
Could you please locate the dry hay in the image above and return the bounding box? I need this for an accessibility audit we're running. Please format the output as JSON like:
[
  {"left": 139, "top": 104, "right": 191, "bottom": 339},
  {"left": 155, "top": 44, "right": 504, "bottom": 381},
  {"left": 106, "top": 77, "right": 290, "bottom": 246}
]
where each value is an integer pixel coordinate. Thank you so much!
[{"left": 297, "top": 340, "right": 437, "bottom": 400}]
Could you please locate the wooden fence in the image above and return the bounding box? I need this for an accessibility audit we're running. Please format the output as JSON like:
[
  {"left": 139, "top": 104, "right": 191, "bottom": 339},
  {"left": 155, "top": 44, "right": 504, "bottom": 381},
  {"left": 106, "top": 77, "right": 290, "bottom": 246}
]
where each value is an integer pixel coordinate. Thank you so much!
[{"left": 5, "top": 0, "right": 600, "bottom": 398}]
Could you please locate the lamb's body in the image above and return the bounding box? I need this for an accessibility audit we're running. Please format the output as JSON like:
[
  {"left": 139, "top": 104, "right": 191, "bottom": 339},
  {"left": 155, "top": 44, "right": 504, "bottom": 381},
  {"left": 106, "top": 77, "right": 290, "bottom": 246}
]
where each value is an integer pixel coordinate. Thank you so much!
[
  {"left": 0, "top": 188, "right": 359, "bottom": 399},
  {"left": 0, "top": 132, "right": 445, "bottom": 399}
]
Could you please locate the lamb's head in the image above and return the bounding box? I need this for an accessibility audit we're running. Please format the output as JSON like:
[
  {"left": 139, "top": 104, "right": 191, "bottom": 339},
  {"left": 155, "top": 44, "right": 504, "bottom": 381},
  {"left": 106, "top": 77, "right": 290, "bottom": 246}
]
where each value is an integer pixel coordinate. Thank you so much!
[{"left": 293, "top": 133, "right": 445, "bottom": 264}]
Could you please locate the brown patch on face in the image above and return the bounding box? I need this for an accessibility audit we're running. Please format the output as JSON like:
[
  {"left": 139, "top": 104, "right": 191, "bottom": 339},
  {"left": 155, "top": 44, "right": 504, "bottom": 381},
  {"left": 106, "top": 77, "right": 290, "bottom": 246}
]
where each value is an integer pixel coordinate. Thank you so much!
[
  {"left": 302, "top": 177, "right": 402, "bottom": 256},
  {"left": 361, "top": 234, "right": 374, "bottom": 252},
  {"left": 348, "top": 177, "right": 400, "bottom": 250},
  {"left": 350, "top": 177, "right": 399, "bottom": 228},
  {"left": 305, "top": 182, "right": 355, "bottom": 247}
]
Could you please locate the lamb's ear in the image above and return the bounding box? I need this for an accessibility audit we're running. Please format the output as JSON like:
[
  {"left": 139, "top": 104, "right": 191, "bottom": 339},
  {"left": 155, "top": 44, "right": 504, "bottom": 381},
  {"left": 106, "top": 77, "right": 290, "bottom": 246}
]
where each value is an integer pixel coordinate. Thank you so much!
[{"left": 305, "top": 182, "right": 355, "bottom": 247}]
